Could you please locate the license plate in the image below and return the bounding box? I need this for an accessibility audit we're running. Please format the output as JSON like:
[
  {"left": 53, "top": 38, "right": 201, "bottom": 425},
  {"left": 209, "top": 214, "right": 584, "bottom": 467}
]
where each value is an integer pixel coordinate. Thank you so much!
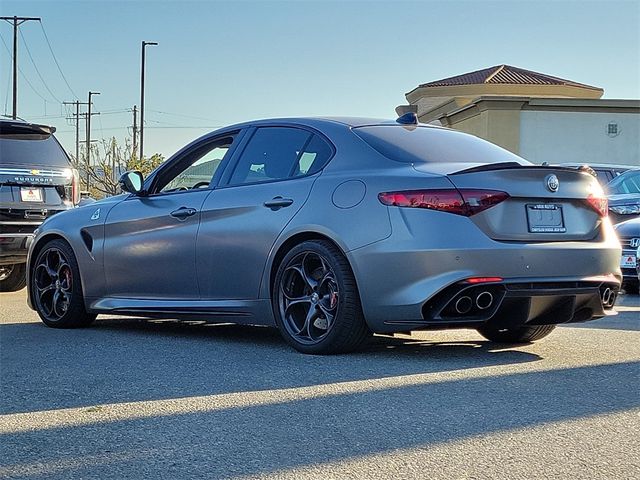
[
  {"left": 526, "top": 204, "right": 566, "bottom": 233},
  {"left": 20, "top": 187, "right": 43, "bottom": 202},
  {"left": 621, "top": 254, "right": 637, "bottom": 268}
]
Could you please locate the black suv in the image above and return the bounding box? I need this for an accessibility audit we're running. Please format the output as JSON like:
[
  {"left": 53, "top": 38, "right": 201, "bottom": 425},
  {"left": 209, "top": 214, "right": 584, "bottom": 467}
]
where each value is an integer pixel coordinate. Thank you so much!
[{"left": 0, "top": 118, "right": 78, "bottom": 291}]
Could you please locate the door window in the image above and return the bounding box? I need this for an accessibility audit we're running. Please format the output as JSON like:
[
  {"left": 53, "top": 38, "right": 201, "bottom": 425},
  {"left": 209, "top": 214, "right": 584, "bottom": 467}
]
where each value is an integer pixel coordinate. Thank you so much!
[
  {"left": 156, "top": 136, "right": 235, "bottom": 193},
  {"left": 228, "top": 127, "right": 315, "bottom": 186}
]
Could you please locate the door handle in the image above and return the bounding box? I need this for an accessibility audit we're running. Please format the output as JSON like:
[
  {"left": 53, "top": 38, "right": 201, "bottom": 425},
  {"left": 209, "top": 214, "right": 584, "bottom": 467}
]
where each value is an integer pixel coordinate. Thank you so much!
[
  {"left": 170, "top": 207, "right": 197, "bottom": 219},
  {"left": 264, "top": 197, "right": 294, "bottom": 210}
]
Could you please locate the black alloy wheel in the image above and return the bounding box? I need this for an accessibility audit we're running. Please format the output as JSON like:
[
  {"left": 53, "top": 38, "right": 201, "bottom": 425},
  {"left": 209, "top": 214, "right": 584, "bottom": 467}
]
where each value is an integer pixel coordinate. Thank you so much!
[
  {"left": 32, "top": 239, "right": 96, "bottom": 328},
  {"left": 273, "top": 240, "right": 369, "bottom": 354}
]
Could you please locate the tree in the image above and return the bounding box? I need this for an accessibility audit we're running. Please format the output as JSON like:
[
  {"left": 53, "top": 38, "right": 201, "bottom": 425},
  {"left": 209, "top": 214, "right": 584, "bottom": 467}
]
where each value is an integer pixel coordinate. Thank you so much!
[{"left": 72, "top": 137, "right": 164, "bottom": 198}]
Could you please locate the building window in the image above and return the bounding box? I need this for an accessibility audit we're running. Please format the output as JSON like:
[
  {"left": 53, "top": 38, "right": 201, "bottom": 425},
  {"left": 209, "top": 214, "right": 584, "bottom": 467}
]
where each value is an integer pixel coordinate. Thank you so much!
[{"left": 607, "top": 122, "right": 619, "bottom": 137}]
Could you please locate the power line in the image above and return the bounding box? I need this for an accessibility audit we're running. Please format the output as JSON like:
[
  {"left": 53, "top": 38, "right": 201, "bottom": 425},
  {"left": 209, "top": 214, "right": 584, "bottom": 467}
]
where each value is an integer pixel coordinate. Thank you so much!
[
  {"left": 0, "top": 31, "right": 52, "bottom": 104},
  {"left": 54, "top": 125, "right": 223, "bottom": 133},
  {"left": 18, "top": 28, "right": 62, "bottom": 103},
  {"left": 0, "top": 16, "right": 41, "bottom": 118},
  {"left": 23, "top": 113, "right": 67, "bottom": 119},
  {"left": 147, "top": 109, "right": 221, "bottom": 123},
  {"left": 38, "top": 21, "right": 78, "bottom": 100},
  {"left": 3, "top": 61, "right": 10, "bottom": 115}
]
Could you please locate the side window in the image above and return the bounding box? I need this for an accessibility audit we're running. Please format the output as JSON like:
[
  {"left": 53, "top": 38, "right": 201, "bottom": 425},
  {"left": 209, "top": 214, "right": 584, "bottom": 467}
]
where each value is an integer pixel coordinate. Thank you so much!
[
  {"left": 158, "top": 136, "right": 234, "bottom": 193},
  {"left": 297, "top": 134, "right": 333, "bottom": 175},
  {"left": 229, "top": 127, "right": 312, "bottom": 186}
]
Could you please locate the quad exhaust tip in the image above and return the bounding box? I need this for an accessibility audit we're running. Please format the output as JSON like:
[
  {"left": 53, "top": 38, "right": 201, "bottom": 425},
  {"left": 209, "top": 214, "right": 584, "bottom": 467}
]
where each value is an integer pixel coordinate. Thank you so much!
[
  {"left": 455, "top": 296, "right": 473, "bottom": 315},
  {"left": 476, "top": 291, "right": 494, "bottom": 310},
  {"left": 601, "top": 287, "right": 612, "bottom": 306}
]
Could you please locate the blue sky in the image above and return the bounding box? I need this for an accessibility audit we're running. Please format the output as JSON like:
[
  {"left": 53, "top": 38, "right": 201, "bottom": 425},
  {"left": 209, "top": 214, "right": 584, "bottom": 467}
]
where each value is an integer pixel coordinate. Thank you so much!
[{"left": 1, "top": 0, "right": 639, "bottom": 158}]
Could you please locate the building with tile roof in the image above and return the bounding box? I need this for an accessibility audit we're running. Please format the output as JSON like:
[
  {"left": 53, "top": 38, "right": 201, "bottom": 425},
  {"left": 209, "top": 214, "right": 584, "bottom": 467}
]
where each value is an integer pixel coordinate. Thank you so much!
[{"left": 397, "top": 65, "right": 639, "bottom": 166}]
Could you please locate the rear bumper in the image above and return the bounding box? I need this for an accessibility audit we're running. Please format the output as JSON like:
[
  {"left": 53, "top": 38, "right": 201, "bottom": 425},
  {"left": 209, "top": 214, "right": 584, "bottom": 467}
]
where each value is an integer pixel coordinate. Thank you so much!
[
  {"left": 0, "top": 233, "right": 34, "bottom": 265},
  {"left": 416, "top": 277, "right": 618, "bottom": 331},
  {"left": 348, "top": 209, "right": 622, "bottom": 333}
]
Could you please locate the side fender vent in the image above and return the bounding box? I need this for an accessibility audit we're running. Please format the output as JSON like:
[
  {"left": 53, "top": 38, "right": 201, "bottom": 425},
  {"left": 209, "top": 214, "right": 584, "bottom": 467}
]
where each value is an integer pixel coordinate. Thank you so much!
[{"left": 80, "top": 229, "right": 93, "bottom": 253}]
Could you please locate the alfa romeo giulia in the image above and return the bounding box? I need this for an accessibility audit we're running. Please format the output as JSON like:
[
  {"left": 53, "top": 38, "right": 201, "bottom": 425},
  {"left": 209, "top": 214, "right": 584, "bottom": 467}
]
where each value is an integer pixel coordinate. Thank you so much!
[{"left": 26, "top": 114, "right": 621, "bottom": 353}]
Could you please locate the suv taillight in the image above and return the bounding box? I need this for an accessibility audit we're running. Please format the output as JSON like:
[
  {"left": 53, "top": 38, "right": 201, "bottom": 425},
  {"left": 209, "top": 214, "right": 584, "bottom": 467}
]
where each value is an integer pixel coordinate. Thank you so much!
[
  {"left": 72, "top": 168, "right": 80, "bottom": 205},
  {"left": 378, "top": 189, "right": 510, "bottom": 216}
]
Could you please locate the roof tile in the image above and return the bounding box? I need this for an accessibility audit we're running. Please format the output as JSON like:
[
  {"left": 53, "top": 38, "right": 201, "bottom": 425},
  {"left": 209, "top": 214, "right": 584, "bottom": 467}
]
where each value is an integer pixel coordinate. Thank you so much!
[{"left": 419, "top": 65, "right": 600, "bottom": 90}]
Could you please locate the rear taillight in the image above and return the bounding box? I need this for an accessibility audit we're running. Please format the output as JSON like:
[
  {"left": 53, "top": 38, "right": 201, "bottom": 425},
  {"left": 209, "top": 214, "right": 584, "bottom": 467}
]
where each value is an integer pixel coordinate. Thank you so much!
[
  {"left": 586, "top": 194, "right": 608, "bottom": 217},
  {"left": 378, "top": 189, "right": 509, "bottom": 216}
]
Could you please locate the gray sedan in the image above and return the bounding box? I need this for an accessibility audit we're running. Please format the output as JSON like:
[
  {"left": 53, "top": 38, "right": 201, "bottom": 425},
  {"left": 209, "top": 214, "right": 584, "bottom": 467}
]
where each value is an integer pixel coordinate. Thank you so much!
[{"left": 26, "top": 115, "right": 622, "bottom": 354}]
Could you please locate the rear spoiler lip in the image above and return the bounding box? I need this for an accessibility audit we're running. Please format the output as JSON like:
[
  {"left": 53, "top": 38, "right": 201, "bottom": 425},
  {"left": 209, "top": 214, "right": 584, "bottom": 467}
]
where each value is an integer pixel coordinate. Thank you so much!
[
  {"left": 450, "top": 162, "right": 596, "bottom": 176},
  {"left": 0, "top": 122, "right": 56, "bottom": 136}
]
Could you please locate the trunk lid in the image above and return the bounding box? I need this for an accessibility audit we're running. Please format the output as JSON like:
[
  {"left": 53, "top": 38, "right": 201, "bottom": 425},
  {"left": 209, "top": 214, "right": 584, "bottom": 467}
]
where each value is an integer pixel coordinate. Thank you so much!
[{"left": 429, "top": 165, "right": 604, "bottom": 242}]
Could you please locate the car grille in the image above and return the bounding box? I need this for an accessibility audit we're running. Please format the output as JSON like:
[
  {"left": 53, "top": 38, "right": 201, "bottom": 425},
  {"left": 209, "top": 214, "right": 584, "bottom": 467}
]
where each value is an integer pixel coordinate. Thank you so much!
[{"left": 618, "top": 236, "right": 640, "bottom": 249}]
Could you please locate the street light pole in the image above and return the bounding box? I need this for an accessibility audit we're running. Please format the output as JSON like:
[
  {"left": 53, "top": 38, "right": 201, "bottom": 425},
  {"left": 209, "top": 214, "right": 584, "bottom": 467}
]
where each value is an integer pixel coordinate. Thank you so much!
[{"left": 139, "top": 41, "right": 158, "bottom": 161}]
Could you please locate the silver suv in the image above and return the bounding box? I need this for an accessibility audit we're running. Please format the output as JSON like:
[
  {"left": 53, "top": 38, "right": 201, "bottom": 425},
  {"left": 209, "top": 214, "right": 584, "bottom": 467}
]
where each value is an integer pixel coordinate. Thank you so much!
[{"left": 0, "top": 119, "right": 78, "bottom": 291}]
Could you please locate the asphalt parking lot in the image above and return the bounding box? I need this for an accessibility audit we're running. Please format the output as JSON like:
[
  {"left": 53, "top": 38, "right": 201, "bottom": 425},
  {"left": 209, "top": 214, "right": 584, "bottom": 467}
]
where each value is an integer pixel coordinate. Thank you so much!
[{"left": 1, "top": 289, "right": 638, "bottom": 479}]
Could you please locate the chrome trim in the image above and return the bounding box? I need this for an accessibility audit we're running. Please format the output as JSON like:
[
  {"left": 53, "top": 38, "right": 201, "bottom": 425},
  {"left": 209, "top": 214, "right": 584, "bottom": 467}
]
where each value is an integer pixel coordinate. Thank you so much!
[
  {"left": 0, "top": 167, "right": 69, "bottom": 177},
  {"left": 0, "top": 233, "right": 35, "bottom": 238}
]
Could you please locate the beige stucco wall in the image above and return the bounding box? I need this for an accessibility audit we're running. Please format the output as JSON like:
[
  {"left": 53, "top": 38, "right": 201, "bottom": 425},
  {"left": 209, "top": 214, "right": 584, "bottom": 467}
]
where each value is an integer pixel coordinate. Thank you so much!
[
  {"left": 437, "top": 102, "right": 522, "bottom": 154},
  {"left": 406, "top": 83, "right": 603, "bottom": 105},
  {"left": 484, "top": 108, "right": 521, "bottom": 154}
]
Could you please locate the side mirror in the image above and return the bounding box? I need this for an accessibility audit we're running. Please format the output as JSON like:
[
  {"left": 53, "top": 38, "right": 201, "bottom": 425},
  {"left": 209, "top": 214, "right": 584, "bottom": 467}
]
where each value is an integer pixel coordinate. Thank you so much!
[{"left": 119, "top": 170, "right": 144, "bottom": 194}]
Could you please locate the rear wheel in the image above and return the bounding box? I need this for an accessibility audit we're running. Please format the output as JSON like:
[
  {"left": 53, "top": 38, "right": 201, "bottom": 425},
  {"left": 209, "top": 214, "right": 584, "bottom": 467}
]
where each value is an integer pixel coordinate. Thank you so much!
[
  {"left": 273, "top": 240, "right": 370, "bottom": 354},
  {"left": 621, "top": 281, "right": 639, "bottom": 295},
  {"left": 477, "top": 324, "right": 556, "bottom": 343},
  {"left": 0, "top": 264, "right": 27, "bottom": 292},
  {"left": 31, "top": 239, "right": 96, "bottom": 328}
]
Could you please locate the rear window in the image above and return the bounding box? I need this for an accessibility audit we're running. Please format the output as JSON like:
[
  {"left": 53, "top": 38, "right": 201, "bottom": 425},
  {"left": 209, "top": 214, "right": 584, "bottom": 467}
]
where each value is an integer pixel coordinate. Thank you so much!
[
  {"left": 354, "top": 125, "right": 530, "bottom": 165},
  {"left": 0, "top": 134, "right": 71, "bottom": 168}
]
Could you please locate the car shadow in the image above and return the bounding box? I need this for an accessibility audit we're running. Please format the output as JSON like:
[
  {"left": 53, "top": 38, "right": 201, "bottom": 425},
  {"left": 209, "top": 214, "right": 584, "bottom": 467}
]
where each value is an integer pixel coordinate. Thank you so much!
[
  {"left": 0, "top": 316, "right": 541, "bottom": 415},
  {"left": 1, "top": 360, "right": 638, "bottom": 479}
]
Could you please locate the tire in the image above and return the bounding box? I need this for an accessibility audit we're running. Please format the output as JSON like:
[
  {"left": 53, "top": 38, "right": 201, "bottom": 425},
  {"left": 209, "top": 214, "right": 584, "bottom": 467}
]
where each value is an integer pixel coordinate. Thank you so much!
[
  {"left": 621, "top": 281, "right": 639, "bottom": 295},
  {"left": 477, "top": 324, "right": 556, "bottom": 343},
  {"left": 272, "top": 239, "right": 370, "bottom": 354},
  {"left": 31, "top": 239, "right": 96, "bottom": 328},
  {"left": 0, "top": 264, "right": 27, "bottom": 292}
]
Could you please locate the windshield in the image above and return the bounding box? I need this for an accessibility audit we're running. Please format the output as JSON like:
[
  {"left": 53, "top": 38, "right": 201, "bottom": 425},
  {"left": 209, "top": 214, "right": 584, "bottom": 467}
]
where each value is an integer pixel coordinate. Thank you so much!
[
  {"left": 0, "top": 134, "right": 71, "bottom": 168},
  {"left": 354, "top": 125, "right": 531, "bottom": 165}
]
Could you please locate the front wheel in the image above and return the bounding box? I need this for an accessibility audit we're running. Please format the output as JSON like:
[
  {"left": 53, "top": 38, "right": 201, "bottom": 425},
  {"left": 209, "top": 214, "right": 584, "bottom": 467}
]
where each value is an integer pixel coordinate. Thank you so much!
[
  {"left": 0, "top": 264, "right": 27, "bottom": 292},
  {"left": 477, "top": 324, "right": 556, "bottom": 343},
  {"left": 31, "top": 239, "right": 96, "bottom": 328},
  {"left": 272, "top": 240, "right": 370, "bottom": 354}
]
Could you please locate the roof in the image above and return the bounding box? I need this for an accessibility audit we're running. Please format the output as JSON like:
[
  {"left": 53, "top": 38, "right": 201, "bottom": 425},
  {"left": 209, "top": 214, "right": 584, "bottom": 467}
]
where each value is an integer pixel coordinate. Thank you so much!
[
  {"left": 418, "top": 65, "right": 601, "bottom": 91},
  {"left": 222, "top": 116, "right": 427, "bottom": 131}
]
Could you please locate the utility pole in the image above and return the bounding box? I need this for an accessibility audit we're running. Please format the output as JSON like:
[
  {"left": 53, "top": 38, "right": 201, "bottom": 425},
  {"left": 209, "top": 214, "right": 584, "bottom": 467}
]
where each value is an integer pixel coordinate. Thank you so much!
[
  {"left": 63, "top": 100, "right": 89, "bottom": 165},
  {"left": 0, "top": 16, "right": 40, "bottom": 119},
  {"left": 85, "top": 91, "right": 100, "bottom": 189},
  {"left": 140, "top": 41, "right": 157, "bottom": 161},
  {"left": 112, "top": 137, "right": 117, "bottom": 183},
  {"left": 132, "top": 105, "right": 138, "bottom": 158}
]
